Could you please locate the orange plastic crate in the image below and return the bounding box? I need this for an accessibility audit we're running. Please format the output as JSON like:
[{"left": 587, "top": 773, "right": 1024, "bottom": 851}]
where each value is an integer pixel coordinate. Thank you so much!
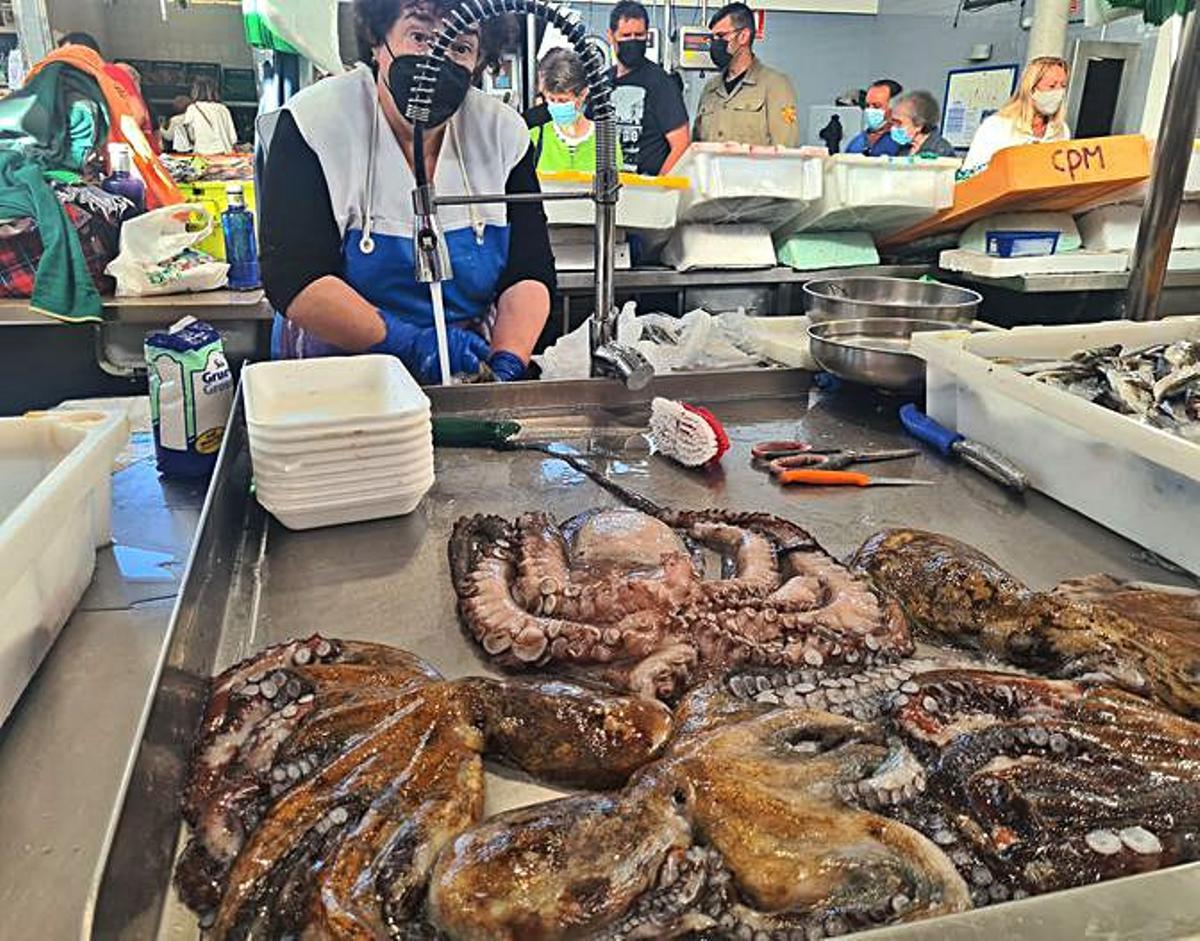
[{"left": 880, "top": 134, "right": 1150, "bottom": 250}]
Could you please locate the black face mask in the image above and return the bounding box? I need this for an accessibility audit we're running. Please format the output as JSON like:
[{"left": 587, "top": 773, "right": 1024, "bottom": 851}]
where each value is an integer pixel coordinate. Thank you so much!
[
  {"left": 386, "top": 51, "right": 471, "bottom": 128},
  {"left": 616, "top": 39, "right": 647, "bottom": 69},
  {"left": 708, "top": 37, "right": 733, "bottom": 71}
]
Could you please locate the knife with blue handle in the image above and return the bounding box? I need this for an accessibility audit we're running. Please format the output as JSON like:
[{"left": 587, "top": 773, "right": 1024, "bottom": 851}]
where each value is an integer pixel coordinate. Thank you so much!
[{"left": 899, "top": 404, "right": 1029, "bottom": 493}]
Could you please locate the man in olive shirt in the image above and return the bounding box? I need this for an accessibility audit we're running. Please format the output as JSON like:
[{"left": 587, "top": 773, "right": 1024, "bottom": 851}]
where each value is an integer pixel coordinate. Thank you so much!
[{"left": 694, "top": 2, "right": 799, "bottom": 147}]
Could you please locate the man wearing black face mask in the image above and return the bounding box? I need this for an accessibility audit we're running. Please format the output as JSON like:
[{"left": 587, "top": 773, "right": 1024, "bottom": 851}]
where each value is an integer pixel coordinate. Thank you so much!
[
  {"left": 608, "top": 0, "right": 690, "bottom": 175},
  {"left": 694, "top": 2, "right": 798, "bottom": 147},
  {"left": 258, "top": 0, "right": 555, "bottom": 384}
]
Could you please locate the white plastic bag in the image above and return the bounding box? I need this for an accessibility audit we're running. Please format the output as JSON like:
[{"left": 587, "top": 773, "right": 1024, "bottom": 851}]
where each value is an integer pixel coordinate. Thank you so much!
[
  {"left": 106, "top": 203, "right": 229, "bottom": 297},
  {"left": 253, "top": 0, "right": 344, "bottom": 77}
]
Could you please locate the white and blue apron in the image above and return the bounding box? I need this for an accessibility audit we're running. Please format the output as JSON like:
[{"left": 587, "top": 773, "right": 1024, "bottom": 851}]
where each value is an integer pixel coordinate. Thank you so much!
[{"left": 272, "top": 66, "right": 531, "bottom": 359}]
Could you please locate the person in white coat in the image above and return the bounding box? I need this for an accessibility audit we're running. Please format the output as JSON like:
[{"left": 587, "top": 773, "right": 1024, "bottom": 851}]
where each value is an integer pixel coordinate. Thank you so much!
[
  {"left": 167, "top": 76, "right": 238, "bottom": 154},
  {"left": 964, "top": 56, "right": 1071, "bottom": 171}
]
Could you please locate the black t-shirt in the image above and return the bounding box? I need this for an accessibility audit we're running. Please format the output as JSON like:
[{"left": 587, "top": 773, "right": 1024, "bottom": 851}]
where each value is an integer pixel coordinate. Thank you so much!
[{"left": 611, "top": 62, "right": 689, "bottom": 176}]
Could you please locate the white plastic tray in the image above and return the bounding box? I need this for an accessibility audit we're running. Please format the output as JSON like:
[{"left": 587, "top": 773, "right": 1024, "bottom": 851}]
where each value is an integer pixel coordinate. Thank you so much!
[
  {"left": 257, "top": 481, "right": 431, "bottom": 530},
  {"left": 0, "top": 409, "right": 128, "bottom": 725},
  {"left": 251, "top": 446, "right": 433, "bottom": 480},
  {"left": 540, "top": 175, "right": 681, "bottom": 231},
  {"left": 785, "top": 154, "right": 959, "bottom": 235},
  {"left": 914, "top": 317, "right": 1200, "bottom": 573},
  {"left": 256, "top": 468, "right": 435, "bottom": 504},
  {"left": 1077, "top": 202, "right": 1200, "bottom": 252},
  {"left": 247, "top": 420, "right": 433, "bottom": 454},
  {"left": 243, "top": 355, "right": 431, "bottom": 431},
  {"left": 674, "top": 142, "right": 825, "bottom": 229}
]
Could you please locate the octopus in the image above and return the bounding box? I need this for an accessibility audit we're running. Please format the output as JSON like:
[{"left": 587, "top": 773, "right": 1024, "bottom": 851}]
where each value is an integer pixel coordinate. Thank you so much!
[
  {"left": 174, "top": 635, "right": 673, "bottom": 938},
  {"left": 851, "top": 529, "right": 1200, "bottom": 718},
  {"left": 449, "top": 507, "right": 911, "bottom": 699},
  {"left": 714, "top": 662, "right": 1200, "bottom": 906},
  {"left": 428, "top": 700, "right": 971, "bottom": 940}
]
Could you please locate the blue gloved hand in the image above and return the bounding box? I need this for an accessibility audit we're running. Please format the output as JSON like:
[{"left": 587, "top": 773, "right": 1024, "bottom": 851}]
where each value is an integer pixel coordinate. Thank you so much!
[
  {"left": 488, "top": 350, "right": 528, "bottom": 382},
  {"left": 371, "top": 314, "right": 490, "bottom": 384}
]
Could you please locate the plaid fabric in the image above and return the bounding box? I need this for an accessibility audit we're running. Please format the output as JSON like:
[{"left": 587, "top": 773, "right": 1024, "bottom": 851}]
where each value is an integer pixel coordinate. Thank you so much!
[{"left": 0, "top": 196, "right": 121, "bottom": 300}]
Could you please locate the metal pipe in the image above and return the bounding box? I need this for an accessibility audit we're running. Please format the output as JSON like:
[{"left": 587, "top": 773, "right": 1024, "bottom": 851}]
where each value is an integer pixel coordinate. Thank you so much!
[
  {"left": 524, "top": 13, "right": 540, "bottom": 113},
  {"left": 435, "top": 191, "right": 593, "bottom": 206},
  {"left": 1026, "top": 0, "right": 1070, "bottom": 61},
  {"left": 1125, "top": 9, "right": 1200, "bottom": 322}
]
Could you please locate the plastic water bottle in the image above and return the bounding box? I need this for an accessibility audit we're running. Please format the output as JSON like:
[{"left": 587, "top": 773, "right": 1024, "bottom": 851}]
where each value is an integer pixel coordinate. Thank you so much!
[
  {"left": 221, "top": 183, "right": 261, "bottom": 290},
  {"left": 101, "top": 143, "right": 145, "bottom": 213}
]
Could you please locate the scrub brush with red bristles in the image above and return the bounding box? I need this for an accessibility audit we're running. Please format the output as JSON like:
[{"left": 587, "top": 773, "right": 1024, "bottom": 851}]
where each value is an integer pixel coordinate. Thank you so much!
[{"left": 649, "top": 397, "right": 730, "bottom": 468}]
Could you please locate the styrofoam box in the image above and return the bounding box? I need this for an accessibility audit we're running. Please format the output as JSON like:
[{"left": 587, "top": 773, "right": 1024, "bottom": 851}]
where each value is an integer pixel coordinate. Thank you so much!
[
  {"left": 663, "top": 224, "right": 777, "bottom": 272},
  {"left": 243, "top": 355, "right": 431, "bottom": 432},
  {"left": 674, "top": 143, "right": 825, "bottom": 228},
  {"left": 1077, "top": 202, "right": 1200, "bottom": 252},
  {"left": 541, "top": 177, "right": 681, "bottom": 231},
  {"left": 939, "top": 248, "right": 1129, "bottom": 277},
  {"left": 786, "top": 154, "right": 959, "bottom": 235},
  {"left": 0, "top": 410, "right": 128, "bottom": 725},
  {"left": 914, "top": 317, "right": 1200, "bottom": 573}
]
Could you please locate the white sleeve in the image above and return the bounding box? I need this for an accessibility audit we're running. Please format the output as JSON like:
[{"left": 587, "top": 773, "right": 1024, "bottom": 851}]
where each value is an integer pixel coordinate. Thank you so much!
[
  {"left": 964, "top": 115, "right": 1006, "bottom": 170},
  {"left": 222, "top": 105, "right": 238, "bottom": 148}
]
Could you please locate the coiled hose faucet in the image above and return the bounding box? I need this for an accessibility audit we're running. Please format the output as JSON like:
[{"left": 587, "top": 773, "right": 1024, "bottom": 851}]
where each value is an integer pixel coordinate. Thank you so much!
[{"left": 402, "top": 0, "right": 653, "bottom": 389}]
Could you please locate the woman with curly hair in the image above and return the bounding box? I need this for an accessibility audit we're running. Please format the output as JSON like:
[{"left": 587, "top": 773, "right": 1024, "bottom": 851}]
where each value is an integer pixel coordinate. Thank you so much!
[{"left": 260, "top": 0, "right": 554, "bottom": 382}]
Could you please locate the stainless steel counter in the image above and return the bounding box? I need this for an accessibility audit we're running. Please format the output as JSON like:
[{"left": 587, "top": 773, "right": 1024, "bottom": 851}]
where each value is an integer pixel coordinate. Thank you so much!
[
  {"left": 0, "top": 439, "right": 209, "bottom": 940},
  {"left": 951, "top": 268, "right": 1200, "bottom": 294},
  {"left": 73, "top": 373, "right": 1200, "bottom": 940}
]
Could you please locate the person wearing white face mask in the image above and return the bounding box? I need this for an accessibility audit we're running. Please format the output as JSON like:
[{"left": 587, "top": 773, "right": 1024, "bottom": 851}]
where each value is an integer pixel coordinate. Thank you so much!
[{"left": 964, "top": 56, "right": 1071, "bottom": 171}]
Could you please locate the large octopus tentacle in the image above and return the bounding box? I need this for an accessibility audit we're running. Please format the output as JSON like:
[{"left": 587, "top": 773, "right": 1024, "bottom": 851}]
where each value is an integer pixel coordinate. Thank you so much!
[
  {"left": 888, "top": 669, "right": 1200, "bottom": 900},
  {"left": 852, "top": 528, "right": 1200, "bottom": 717}
]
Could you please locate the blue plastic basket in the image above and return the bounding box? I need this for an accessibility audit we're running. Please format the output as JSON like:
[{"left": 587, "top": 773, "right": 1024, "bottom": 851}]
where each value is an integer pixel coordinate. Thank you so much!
[{"left": 985, "top": 230, "right": 1061, "bottom": 258}]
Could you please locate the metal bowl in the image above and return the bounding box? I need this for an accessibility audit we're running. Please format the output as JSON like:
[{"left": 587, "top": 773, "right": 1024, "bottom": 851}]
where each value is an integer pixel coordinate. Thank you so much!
[
  {"left": 807, "top": 318, "right": 962, "bottom": 392},
  {"left": 803, "top": 276, "right": 982, "bottom": 325}
]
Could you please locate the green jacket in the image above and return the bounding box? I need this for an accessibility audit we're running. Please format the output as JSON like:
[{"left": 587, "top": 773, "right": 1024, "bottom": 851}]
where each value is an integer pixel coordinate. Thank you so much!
[{"left": 532, "top": 122, "right": 624, "bottom": 174}]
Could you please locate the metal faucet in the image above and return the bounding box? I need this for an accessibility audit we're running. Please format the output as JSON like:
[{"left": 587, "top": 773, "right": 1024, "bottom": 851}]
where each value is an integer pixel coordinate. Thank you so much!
[{"left": 405, "top": 0, "right": 655, "bottom": 389}]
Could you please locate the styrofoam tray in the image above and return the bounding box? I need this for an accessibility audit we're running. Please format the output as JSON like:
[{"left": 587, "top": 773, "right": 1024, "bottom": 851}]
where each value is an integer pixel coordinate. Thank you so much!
[
  {"left": 254, "top": 457, "right": 434, "bottom": 493},
  {"left": 258, "top": 488, "right": 429, "bottom": 530},
  {"left": 252, "top": 445, "right": 432, "bottom": 480},
  {"left": 0, "top": 409, "right": 128, "bottom": 725},
  {"left": 674, "top": 143, "right": 825, "bottom": 229},
  {"left": 247, "top": 419, "right": 433, "bottom": 454},
  {"left": 784, "top": 154, "right": 959, "bottom": 235},
  {"left": 243, "top": 355, "right": 431, "bottom": 431},
  {"left": 249, "top": 434, "right": 433, "bottom": 470},
  {"left": 914, "top": 317, "right": 1200, "bottom": 573},
  {"left": 256, "top": 468, "right": 435, "bottom": 504},
  {"left": 939, "top": 248, "right": 1129, "bottom": 277}
]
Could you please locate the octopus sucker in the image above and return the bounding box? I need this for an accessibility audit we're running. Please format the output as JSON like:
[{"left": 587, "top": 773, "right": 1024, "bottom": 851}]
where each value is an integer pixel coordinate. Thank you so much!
[
  {"left": 451, "top": 508, "right": 908, "bottom": 699},
  {"left": 852, "top": 529, "right": 1200, "bottom": 718},
  {"left": 176, "top": 641, "right": 675, "bottom": 938}
]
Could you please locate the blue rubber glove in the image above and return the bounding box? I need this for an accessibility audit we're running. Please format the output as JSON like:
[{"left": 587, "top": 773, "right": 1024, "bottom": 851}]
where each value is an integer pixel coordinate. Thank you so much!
[
  {"left": 488, "top": 350, "right": 528, "bottom": 382},
  {"left": 371, "top": 315, "right": 490, "bottom": 384}
]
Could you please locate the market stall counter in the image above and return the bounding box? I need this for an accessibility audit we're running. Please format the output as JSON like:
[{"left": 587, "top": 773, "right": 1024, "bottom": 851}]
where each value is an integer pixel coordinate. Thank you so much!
[{"left": 52, "top": 370, "right": 1200, "bottom": 940}]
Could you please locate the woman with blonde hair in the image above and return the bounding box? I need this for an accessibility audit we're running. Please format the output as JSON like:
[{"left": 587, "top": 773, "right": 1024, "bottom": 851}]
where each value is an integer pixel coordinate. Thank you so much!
[{"left": 964, "top": 56, "right": 1070, "bottom": 170}]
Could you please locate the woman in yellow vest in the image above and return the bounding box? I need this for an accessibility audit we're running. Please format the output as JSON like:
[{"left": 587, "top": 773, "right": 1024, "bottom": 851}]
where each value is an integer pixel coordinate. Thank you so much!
[{"left": 531, "top": 49, "right": 623, "bottom": 173}]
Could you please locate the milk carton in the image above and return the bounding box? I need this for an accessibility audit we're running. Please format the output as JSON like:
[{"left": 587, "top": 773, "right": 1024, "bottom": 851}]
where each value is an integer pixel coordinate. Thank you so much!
[{"left": 145, "top": 317, "right": 233, "bottom": 477}]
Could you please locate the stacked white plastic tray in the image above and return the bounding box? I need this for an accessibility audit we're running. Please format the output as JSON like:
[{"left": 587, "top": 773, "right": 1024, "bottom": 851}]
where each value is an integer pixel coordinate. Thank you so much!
[
  {"left": 785, "top": 153, "right": 960, "bottom": 235},
  {"left": 243, "top": 356, "right": 434, "bottom": 531}
]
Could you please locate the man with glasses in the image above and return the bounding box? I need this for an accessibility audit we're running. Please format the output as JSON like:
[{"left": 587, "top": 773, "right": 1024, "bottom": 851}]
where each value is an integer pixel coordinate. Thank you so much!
[
  {"left": 608, "top": 0, "right": 690, "bottom": 175},
  {"left": 694, "top": 2, "right": 798, "bottom": 147}
]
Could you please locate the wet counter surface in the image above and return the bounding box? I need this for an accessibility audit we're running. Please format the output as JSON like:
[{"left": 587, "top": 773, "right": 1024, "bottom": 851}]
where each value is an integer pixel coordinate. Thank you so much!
[{"left": 5, "top": 377, "right": 1200, "bottom": 939}]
